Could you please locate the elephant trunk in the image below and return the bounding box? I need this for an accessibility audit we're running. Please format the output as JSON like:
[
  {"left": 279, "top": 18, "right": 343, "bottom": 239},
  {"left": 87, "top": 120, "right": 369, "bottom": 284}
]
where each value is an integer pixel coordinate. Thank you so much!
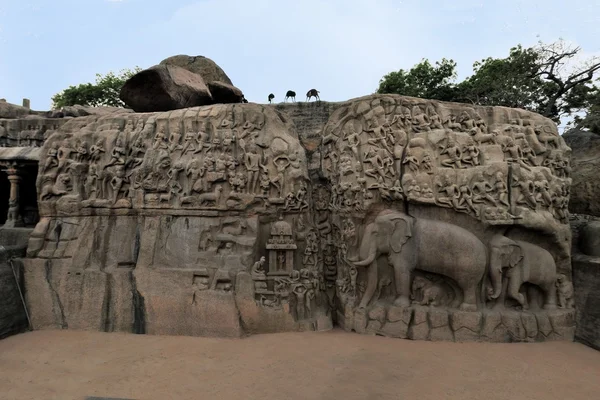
[
  {"left": 488, "top": 248, "right": 503, "bottom": 299},
  {"left": 353, "top": 241, "right": 377, "bottom": 267}
]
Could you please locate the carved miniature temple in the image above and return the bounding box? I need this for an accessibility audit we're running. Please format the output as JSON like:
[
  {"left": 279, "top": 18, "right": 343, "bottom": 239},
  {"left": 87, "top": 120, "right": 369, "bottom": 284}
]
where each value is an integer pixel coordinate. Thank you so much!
[{"left": 10, "top": 94, "right": 576, "bottom": 342}]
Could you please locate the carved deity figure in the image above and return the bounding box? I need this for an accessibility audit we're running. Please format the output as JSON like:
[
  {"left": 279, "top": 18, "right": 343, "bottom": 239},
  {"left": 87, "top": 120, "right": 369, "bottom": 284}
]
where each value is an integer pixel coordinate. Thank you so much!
[
  {"left": 89, "top": 139, "right": 106, "bottom": 164},
  {"left": 439, "top": 135, "right": 465, "bottom": 169},
  {"left": 105, "top": 138, "right": 126, "bottom": 168},
  {"left": 471, "top": 172, "right": 497, "bottom": 206},
  {"left": 461, "top": 137, "right": 480, "bottom": 166}
]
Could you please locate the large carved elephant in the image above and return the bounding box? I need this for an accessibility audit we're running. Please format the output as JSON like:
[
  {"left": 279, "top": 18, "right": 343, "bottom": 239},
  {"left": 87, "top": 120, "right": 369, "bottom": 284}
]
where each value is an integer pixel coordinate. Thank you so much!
[
  {"left": 487, "top": 234, "right": 557, "bottom": 310},
  {"left": 350, "top": 210, "right": 487, "bottom": 311}
]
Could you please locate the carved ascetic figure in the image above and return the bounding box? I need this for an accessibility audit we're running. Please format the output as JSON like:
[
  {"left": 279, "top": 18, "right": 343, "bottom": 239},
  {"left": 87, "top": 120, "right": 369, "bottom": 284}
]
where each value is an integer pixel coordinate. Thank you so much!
[
  {"left": 487, "top": 234, "right": 557, "bottom": 310},
  {"left": 349, "top": 209, "right": 487, "bottom": 311},
  {"left": 555, "top": 274, "right": 574, "bottom": 309}
]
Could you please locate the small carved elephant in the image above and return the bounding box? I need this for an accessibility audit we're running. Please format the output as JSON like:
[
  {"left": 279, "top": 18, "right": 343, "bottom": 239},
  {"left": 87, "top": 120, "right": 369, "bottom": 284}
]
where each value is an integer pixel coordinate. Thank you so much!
[{"left": 487, "top": 234, "right": 558, "bottom": 310}]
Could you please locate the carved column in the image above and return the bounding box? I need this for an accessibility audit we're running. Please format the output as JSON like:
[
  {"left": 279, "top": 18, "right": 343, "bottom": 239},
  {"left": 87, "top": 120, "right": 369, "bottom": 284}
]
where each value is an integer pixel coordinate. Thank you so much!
[{"left": 3, "top": 164, "right": 24, "bottom": 227}]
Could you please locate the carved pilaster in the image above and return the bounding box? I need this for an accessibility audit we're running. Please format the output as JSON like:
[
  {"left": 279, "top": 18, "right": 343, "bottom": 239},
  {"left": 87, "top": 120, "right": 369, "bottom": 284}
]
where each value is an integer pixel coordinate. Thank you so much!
[{"left": 3, "top": 164, "right": 24, "bottom": 227}]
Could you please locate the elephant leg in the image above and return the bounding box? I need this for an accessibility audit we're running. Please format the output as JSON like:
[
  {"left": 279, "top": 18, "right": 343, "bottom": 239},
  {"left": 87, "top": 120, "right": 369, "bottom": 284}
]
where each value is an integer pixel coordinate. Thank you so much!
[
  {"left": 543, "top": 282, "right": 558, "bottom": 310},
  {"left": 507, "top": 277, "right": 527, "bottom": 309},
  {"left": 358, "top": 262, "right": 378, "bottom": 309},
  {"left": 459, "top": 285, "right": 478, "bottom": 311},
  {"left": 393, "top": 268, "right": 411, "bottom": 307}
]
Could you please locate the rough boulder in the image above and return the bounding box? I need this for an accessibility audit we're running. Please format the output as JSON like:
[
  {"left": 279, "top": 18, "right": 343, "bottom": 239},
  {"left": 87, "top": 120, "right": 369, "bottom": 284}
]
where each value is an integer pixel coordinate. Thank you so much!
[{"left": 120, "top": 55, "right": 244, "bottom": 112}]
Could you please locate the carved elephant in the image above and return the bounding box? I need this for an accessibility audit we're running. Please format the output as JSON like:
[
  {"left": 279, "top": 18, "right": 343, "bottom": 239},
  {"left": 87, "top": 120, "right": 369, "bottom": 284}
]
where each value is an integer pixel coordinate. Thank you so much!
[
  {"left": 487, "top": 234, "right": 557, "bottom": 310},
  {"left": 350, "top": 209, "right": 487, "bottom": 311}
]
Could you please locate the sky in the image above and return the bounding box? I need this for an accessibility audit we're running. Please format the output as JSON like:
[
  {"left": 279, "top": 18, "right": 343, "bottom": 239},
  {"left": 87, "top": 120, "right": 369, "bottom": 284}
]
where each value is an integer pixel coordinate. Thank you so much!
[{"left": 0, "top": 0, "right": 599, "bottom": 114}]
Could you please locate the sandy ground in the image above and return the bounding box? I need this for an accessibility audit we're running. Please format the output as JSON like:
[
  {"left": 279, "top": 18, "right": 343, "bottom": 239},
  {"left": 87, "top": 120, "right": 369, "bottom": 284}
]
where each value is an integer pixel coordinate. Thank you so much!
[{"left": 0, "top": 330, "right": 599, "bottom": 400}]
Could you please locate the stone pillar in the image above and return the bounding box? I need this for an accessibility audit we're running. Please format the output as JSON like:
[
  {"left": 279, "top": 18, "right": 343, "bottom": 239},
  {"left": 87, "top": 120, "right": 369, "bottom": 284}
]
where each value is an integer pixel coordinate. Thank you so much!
[
  {"left": 3, "top": 165, "right": 24, "bottom": 227},
  {"left": 22, "top": 98, "right": 30, "bottom": 109}
]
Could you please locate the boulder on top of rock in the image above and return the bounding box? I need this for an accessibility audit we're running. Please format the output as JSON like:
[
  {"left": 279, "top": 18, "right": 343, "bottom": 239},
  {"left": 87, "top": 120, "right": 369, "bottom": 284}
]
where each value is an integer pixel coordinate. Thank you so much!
[
  {"left": 207, "top": 81, "right": 244, "bottom": 104},
  {"left": 119, "top": 64, "right": 213, "bottom": 112},
  {"left": 160, "top": 55, "right": 233, "bottom": 86},
  {"left": 160, "top": 55, "right": 243, "bottom": 105}
]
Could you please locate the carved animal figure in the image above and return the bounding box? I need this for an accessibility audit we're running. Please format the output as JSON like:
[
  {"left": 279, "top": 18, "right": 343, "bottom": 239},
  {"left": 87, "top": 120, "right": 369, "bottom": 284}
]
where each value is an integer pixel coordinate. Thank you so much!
[
  {"left": 556, "top": 273, "right": 574, "bottom": 309},
  {"left": 306, "top": 89, "right": 320, "bottom": 102},
  {"left": 285, "top": 91, "right": 296, "bottom": 102},
  {"left": 410, "top": 276, "right": 443, "bottom": 306},
  {"left": 268, "top": 93, "right": 275, "bottom": 103},
  {"left": 40, "top": 173, "right": 72, "bottom": 200},
  {"left": 197, "top": 185, "right": 223, "bottom": 206},
  {"left": 487, "top": 234, "right": 558, "bottom": 310},
  {"left": 350, "top": 209, "right": 487, "bottom": 310}
]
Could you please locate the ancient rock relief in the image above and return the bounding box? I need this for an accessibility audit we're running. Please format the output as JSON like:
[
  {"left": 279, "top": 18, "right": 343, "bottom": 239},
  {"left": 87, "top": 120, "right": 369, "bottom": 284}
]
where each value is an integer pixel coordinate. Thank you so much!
[
  {"left": 24, "top": 94, "right": 575, "bottom": 342},
  {"left": 36, "top": 104, "right": 309, "bottom": 214},
  {"left": 322, "top": 95, "right": 574, "bottom": 342}
]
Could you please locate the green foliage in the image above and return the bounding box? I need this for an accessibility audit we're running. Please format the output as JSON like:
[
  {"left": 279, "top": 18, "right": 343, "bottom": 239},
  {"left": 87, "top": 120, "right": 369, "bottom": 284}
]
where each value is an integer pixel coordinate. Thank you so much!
[
  {"left": 51, "top": 67, "right": 142, "bottom": 109},
  {"left": 377, "top": 40, "right": 600, "bottom": 124},
  {"left": 377, "top": 58, "right": 459, "bottom": 102},
  {"left": 574, "top": 87, "right": 600, "bottom": 134}
]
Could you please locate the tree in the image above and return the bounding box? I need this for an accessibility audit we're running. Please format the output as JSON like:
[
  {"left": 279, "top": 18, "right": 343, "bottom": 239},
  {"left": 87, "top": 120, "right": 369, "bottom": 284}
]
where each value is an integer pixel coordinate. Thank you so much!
[
  {"left": 377, "top": 58, "right": 460, "bottom": 102},
  {"left": 377, "top": 40, "right": 600, "bottom": 124},
  {"left": 51, "top": 67, "right": 142, "bottom": 109}
]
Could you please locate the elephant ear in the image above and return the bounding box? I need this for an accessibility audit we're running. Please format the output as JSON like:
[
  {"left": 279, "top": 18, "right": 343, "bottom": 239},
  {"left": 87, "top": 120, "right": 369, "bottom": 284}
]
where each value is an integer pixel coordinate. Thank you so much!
[
  {"left": 508, "top": 244, "right": 523, "bottom": 268},
  {"left": 390, "top": 217, "right": 412, "bottom": 253}
]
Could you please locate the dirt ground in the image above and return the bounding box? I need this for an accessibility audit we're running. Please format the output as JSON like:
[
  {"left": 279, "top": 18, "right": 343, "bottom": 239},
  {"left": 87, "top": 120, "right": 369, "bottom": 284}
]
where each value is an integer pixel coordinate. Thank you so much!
[{"left": 0, "top": 330, "right": 599, "bottom": 400}]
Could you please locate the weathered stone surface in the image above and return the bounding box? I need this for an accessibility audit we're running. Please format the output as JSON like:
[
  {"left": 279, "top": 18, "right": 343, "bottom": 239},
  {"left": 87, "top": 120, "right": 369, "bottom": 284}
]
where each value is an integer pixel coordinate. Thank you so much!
[
  {"left": 572, "top": 253, "right": 600, "bottom": 349},
  {"left": 501, "top": 311, "right": 527, "bottom": 342},
  {"left": 0, "top": 245, "right": 28, "bottom": 338},
  {"left": 207, "top": 81, "right": 244, "bottom": 104},
  {"left": 564, "top": 129, "right": 600, "bottom": 216},
  {"left": 579, "top": 221, "right": 600, "bottom": 257},
  {"left": 160, "top": 55, "right": 233, "bottom": 86},
  {"left": 120, "top": 64, "right": 213, "bottom": 112},
  {"left": 380, "top": 320, "right": 409, "bottom": 338},
  {"left": 408, "top": 306, "right": 429, "bottom": 340},
  {"left": 451, "top": 311, "right": 482, "bottom": 342}
]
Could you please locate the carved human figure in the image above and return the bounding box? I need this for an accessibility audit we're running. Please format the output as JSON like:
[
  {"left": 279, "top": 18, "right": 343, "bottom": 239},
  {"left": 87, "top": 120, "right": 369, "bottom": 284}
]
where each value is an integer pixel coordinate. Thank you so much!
[
  {"left": 556, "top": 274, "right": 574, "bottom": 309},
  {"left": 105, "top": 138, "right": 126, "bottom": 168},
  {"left": 512, "top": 172, "right": 537, "bottom": 210},
  {"left": 153, "top": 126, "right": 168, "bottom": 150},
  {"left": 110, "top": 165, "right": 128, "bottom": 203},
  {"left": 272, "top": 155, "right": 290, "bottom": 198},
  {"left": 457, "top": 184, "right": 479, "bottom": 217},
  {"left": 461, "top": 137, "right": 480, "bottom": 166},
  {"left": 168, "top": 124, "right": 183, "bottom": 152},
  {"left": 439, "top": 135, "right": 465, "bottom": 169},
  {"left": 74, "top": 140, "right": 88, "bottom": 163},
  {"left": 403, "top": 148, "right": 419, "bottom": 173},
  {"left": 435, "top": 174, "right": 462, "bottom": 210},
  {"left": 43, "top": 142, "right": 60, "bottom": 172},
  {"left": 57, "top": 139, "right": 73, "bottom": 172},
  {"left": 181, "top": 128, "right": 199, "bottom": 155},
  {"left": 412, "top": 105, "right": 431, "bottom": 132},
  {"left": 89, "top": 139, "right": 106, "bottom": 164},
  {"left": 420, "top": 152, "right": 434, "bottom": 174},
  {"left": 534, "top": 172, "right": 552, "bottom": 208},
  {"left": 83, "top": 163, "right": 98, "bottom": 199},
  {"left": 471, "top": 172, "right": 497, "bottom": 206},
  {"left": 492, "top": 171, "right": 510, "bottom": 207}
]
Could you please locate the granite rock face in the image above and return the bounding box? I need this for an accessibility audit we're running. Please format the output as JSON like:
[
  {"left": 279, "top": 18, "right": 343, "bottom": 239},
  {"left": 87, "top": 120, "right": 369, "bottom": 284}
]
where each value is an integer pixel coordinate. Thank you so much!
[
  {"left": 563, "top": 129, "right": 600, "bottom": 217},
  {"left": 24, "top": 95, "right": 575, "bottom": 341}
]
